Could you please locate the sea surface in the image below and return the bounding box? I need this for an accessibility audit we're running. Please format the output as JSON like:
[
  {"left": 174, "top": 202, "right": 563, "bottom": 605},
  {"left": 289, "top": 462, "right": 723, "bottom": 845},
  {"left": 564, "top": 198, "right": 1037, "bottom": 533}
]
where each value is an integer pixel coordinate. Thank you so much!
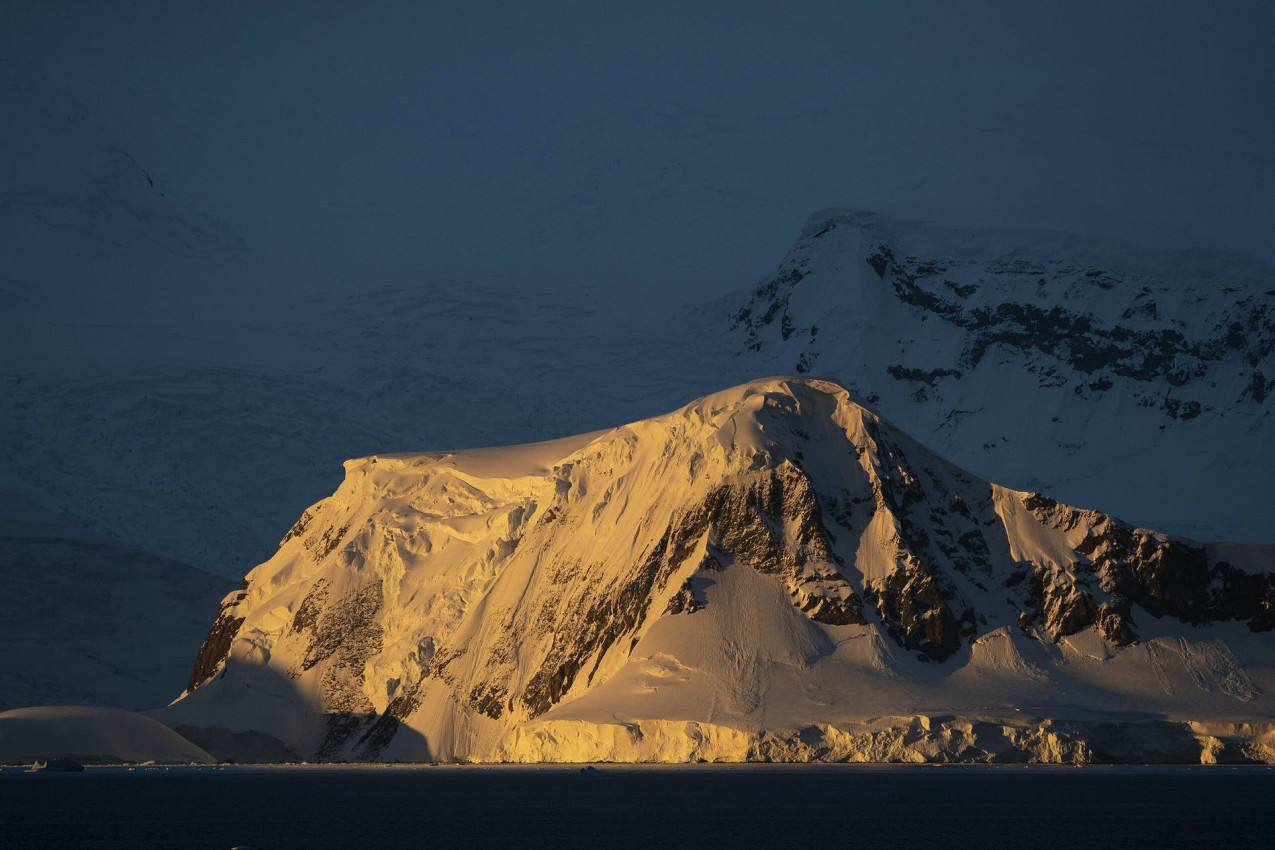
[{"left": 3, "top": 764, "right": 1274, "bottom": 849}]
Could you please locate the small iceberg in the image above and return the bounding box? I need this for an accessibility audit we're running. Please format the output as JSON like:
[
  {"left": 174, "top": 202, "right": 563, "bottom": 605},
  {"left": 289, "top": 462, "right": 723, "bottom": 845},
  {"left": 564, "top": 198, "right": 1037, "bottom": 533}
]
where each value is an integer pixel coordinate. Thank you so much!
[{"left": 30, "top": 758, "right": 84, "bottom": 773}]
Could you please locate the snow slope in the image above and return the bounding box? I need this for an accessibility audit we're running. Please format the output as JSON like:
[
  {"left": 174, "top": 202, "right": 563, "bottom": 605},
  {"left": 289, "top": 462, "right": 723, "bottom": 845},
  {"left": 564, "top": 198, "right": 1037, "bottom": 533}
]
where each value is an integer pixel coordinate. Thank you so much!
[
  {"left": 159, "top": 378, "right": 1275, "bottom": 763},
  {"left": 0, "top": 282, "right": 719, "bottom": 579},
  {"left": 0, "top": 493, "right": 231, "bottom": 711},
  {"left": 0, "top": 706, "right": 214, "bottom": 765},
  {"left": 717, "top": 210, "right": 1275, "bottom": 542}
]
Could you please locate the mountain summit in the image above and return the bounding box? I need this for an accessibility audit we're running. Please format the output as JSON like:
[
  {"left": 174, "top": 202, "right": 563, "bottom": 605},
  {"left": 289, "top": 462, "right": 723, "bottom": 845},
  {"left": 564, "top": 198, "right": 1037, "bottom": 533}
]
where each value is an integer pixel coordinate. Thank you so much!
[
  {"left": 161, "top": 378, "right": 1275, "bottom": 763},
  {"left": 721, "top": 211, "right": 1275, "bottom": 542}
]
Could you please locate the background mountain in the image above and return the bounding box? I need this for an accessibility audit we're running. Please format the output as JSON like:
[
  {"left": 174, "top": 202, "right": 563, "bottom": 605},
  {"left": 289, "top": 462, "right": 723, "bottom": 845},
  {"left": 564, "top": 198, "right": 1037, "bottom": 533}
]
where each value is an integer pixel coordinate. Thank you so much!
[
  {"left": 0, "top": 491, "right": 227, "bottom": 711},
  {"left": 716, "top": 209, "right": 1275, "bottom": 543},
  {"left": 159, "top": 379, "right": 1275, "bottom": 764}
]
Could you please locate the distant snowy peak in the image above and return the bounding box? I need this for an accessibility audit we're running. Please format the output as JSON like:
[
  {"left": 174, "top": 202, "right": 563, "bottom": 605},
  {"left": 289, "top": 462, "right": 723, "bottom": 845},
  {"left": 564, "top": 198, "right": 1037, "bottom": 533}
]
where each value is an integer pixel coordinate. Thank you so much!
[
  {"left": 165, "top": 378, "right": 1275, "bottom": 763},
  {"left": 719, "top": 210, "right": 1275, "bottom": 544},
  {"left": 10, "top": 140, "right": 246, "bottom": 267},
  {"left": 0, "top": 81, "right": 247, "bottom": 290},
  {"left": 58, "top": 144, "right": 244, "bottom": 261},
  {"left": 730, "top": 210, "right": 1275, "bottom": 416}
]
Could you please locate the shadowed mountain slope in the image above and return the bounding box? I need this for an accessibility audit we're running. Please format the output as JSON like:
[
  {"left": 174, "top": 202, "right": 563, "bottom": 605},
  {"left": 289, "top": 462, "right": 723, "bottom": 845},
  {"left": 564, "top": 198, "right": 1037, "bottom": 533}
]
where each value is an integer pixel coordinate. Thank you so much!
[{"left": 719, "top": 210, "right": 1275, "bottom": 542}]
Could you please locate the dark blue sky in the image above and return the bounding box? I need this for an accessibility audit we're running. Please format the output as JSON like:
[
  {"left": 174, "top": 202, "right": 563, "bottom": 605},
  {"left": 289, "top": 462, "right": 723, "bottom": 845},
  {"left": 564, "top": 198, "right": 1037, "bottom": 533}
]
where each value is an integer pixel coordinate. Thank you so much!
[{"left": 4, "top": 0, "right": 1273, "bottom": 301}]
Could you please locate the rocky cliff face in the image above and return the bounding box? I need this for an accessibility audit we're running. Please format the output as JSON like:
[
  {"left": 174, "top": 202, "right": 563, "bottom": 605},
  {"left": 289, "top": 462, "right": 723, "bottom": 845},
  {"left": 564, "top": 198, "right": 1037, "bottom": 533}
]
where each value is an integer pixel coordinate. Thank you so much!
[
  {"left": 161, "top": 378, "right": 1275, "bottom": 763},
  {"left": 720, "top": 210, "right": 1275, "bottom": 544}
]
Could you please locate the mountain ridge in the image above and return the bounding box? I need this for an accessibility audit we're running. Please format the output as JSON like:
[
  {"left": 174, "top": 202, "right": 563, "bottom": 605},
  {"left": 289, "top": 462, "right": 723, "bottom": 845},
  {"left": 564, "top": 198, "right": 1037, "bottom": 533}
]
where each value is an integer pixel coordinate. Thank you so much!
[{"left": 719, "top": 210, "right": 1275, "bottom": 543}]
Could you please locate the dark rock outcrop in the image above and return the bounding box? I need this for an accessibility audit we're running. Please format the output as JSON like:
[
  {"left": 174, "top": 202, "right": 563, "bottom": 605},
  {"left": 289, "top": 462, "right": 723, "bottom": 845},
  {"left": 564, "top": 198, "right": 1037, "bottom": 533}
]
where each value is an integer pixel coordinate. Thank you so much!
[
  {"left": 1022, "top": 496, "right": 1275, "bottom": 639},
  {"left": 185, "top": 581, "right": 249, "bottom": 693}
]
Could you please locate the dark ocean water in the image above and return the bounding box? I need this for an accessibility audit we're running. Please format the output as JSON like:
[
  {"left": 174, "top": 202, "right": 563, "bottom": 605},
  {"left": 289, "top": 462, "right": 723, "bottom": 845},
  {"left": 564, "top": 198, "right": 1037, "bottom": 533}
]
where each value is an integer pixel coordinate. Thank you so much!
[{"left": 3, "top": 765, "right": 1274, "bottom": 849}]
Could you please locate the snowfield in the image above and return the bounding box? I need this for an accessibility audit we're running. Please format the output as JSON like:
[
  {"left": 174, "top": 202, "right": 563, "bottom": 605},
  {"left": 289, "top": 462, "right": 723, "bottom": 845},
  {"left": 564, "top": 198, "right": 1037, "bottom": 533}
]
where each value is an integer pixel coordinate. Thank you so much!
[{"left": 0, "top": 706, "right": 214, "bottom": 765}]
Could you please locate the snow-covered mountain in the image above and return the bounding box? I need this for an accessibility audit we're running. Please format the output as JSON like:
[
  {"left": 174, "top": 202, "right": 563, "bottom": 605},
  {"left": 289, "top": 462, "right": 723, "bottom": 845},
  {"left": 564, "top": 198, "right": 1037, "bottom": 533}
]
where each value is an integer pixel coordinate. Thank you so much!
[
  {"left": 159, "top": 378, "right": 1275, "bottom": 763},
  {"left": 717, "top": 210, "right": 1275, "bottom": 544}
]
